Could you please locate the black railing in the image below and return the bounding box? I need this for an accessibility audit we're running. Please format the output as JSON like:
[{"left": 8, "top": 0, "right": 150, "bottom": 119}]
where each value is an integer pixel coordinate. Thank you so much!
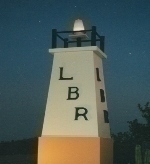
[{"left": 52, "top": 26, "right": 105, "bottom": 52}]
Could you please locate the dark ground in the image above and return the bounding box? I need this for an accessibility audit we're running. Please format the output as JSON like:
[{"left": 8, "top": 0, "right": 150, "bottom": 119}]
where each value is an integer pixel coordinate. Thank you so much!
[
  {"left": 0, "top": 154, "right": 37, "bottom": 164},
  {"left": 0, "top": 138, "right": 38, "bottom": 164}
]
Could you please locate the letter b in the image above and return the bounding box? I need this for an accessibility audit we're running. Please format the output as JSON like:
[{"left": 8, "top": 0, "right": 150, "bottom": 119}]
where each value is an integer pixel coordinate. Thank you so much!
[{"left": 67, "top": 87, "right": 79, "bottom": 100}]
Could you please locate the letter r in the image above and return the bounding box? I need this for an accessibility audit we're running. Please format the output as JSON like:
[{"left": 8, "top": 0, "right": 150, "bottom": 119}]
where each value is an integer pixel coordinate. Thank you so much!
[{"left": 74, "top": 107, "right": 88, "bottom": 120}]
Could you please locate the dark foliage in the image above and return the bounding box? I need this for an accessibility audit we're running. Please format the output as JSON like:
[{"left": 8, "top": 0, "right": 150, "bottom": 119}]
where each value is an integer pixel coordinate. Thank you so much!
[
  {"left": 112, "top": 132, "right": 135, "bottom": 164},
  {"left": 113, "top": 102, "right": 150, "bottom": 164},
  {"left": 0, "top": 137, "right": 38, "bottom": 155},
  {"left": 138, "top": 102, "right": 150, "bottom": 126}
]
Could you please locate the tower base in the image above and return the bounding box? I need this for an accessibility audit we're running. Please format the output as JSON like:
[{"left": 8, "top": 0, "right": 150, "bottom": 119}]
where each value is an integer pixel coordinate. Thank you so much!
[{"left": 38, "top": 136, "right": 113, "bottom": 164}]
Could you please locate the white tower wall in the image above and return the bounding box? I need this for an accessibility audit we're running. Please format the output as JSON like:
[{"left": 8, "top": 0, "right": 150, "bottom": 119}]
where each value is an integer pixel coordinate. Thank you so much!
[{"left": 42, "top": 46, "right": 111, "bottom": 138}]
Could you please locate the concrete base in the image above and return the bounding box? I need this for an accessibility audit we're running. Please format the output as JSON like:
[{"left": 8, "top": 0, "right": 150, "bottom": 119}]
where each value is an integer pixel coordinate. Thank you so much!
[{"left": 38, "top": 136, "right": 113, "bottom": 164}]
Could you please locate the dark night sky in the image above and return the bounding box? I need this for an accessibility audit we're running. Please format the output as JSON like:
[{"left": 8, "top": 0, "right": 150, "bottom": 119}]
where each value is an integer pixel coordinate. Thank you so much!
[{"left": 0, "top": 0, "right": 150, "bottom": 141}]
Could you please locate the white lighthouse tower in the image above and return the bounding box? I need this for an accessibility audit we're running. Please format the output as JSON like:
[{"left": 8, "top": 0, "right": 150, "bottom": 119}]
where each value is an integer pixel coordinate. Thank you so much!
[{"left": 38, "top": 20, "right": 113, "bottom": 164}]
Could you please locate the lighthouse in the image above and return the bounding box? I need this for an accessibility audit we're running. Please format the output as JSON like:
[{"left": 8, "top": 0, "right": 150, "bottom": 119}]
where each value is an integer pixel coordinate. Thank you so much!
[{"left": 38, "top": 19, "right": 113, "bottom": 164}]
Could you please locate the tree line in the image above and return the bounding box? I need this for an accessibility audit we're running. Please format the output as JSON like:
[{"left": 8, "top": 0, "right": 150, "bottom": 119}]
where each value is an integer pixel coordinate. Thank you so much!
[
  {"left": 0, "top": 137, "right": 38, "bottom": 155},
  {"left": 112, "top": 102, "right": 150, "bottom": 164}
]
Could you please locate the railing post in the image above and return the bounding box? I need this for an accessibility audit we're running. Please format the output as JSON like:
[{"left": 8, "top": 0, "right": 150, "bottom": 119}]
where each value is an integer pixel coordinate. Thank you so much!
[
  {"left": 100, "top": 36, "right": 105, "bottom": 52},
  {"left": 77, "top": 38, "right": 81, "bottom": 47},
  {"left": 52, "top": 29, "right": 57, "bottom": 48},
  {"left": 91, "top": 26, "right": 96, "bottom": 46},
  {"left": 64, "top": 38, "right": 68, "bottom": 48}
]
